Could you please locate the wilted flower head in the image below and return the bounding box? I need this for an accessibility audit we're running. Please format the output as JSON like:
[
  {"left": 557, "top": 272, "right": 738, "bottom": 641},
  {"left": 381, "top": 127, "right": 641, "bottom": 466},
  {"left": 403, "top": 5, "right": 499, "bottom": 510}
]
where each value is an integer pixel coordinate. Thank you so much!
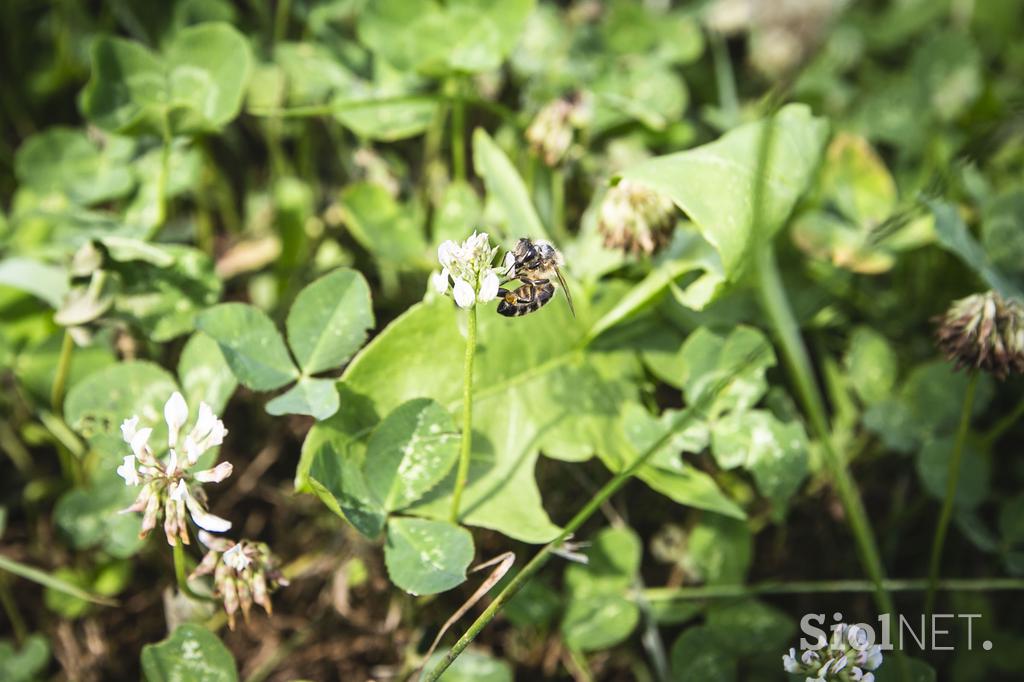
[
  {"left": 431, "top": 231, "right": 503, "bottom": 309},
  {"left": 598, "top": 179, "right": 677, "bottom": 256},
  {"left": 783, "top": 624, "right": 883, "bottom": 681},
  {"left": 118, "top": 392, "right": 233, "bottom": 546},
  {"left": 525, "top": 93, "right": 592, "bottom": 167},
  {"left": 935, "top": 291, "right": 1024, "bottom": 380},
  {"left": 704, "top": 0, "right": 846, "bottom": 78},
  {"left": 190, "top": 531, "right": 289, "bottom": 629}
]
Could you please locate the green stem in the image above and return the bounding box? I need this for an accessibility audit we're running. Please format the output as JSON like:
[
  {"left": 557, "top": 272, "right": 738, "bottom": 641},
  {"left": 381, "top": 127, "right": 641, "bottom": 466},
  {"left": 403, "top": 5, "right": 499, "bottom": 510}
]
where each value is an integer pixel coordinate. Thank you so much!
[
  {"left": 152, "top": 117, "right": 172, "bottom": 237},
  {"left": 50, "top": 330, "right": 73, "bottom": 415},
  {"left": 0, "top": 574, "right": 27, "bottom": 644},
  {"left": 925, "top": 372, "right": 978, "bottom": 619},
  {"left": 425, "top": 349, "right": 767, "bottom": 680},
  {"left": 551, "top": 166, "right": 566, "bottom": 243},
  {"left": 755, "top": 246, "right": 893, "bottom": 616},
  {"left": 644, "top": 576, "right": 1024, "bottom": 602},
  {"left": 449, "top": 306, "right": 478, "bottom": 523},
  {"left": 272, "top": 0, "right": 291, "bottom": 44},
  {"left": 173, "top": 540, "right": 215, "bottom": 603},
  {"left": 711, "top": 32, "right": 740, "bottom": 127},
  {"left": 451, "top": 81, "right": 466, "bottom": 183}
]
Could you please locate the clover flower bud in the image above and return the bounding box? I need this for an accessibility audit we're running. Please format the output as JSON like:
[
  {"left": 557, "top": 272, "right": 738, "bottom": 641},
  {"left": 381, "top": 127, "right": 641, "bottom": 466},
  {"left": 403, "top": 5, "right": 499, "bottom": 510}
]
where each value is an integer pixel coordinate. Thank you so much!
[
  {"left": 782, "top": 623, "right": 883, "bottom": 681},
  {"left": 935, "top": 291, "right": 1024, "bottom": 380},
  {"left": 432, "top": 232, "right": 502, "bottom": 309},
  {"left": 118, "top": 392, "right": 233, "bottom": 546},
  {"left": 525, "top": 93, "right": 592, "bottom": 167},
  {"left": 191, "top": 531, "right": 289, "bottom": 630},
  {"left": 598, "top": 179, "right": 677, "bottom": 256}
]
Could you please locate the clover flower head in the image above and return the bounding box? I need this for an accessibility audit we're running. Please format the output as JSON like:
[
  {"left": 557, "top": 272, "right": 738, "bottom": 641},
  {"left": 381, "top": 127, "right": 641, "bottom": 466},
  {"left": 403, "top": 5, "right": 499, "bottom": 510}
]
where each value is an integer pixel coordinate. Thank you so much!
[
  {"left": 191, "top": 531, "right": 289, "bottom": 630},
  {"left": 118, "top": 392, "right": 233, "bottom": 546},
  {"left": 935, "top": 290, "right": 1024, "bottom": 380},
  {"left": 598, "top": 179, "right": 677, "bottom": 256},
  {"left": 431, "top": 231, "right": 503, "bottom": 309},
  {"left": 525, "top": 93, "right": 592, "bottom": 167},
  {"left": 783, "top": 624, "right": 882, "bottom": 681}
]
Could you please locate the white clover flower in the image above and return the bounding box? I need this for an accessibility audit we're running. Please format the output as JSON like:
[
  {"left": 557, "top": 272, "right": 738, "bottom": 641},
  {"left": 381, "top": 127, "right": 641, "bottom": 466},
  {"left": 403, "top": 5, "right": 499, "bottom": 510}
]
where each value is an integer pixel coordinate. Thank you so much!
[
  {"left": 119, "top": 391, "right": 233, "bottom": 546},
  {"left": 190, "top": 531, "right": 289, "bottom": 630},
  {"left": 431, "top": 231, "right": 502, "bottom": 309},
  {"left": 525, "top": 93, "right": 592, "bottom": 167},
  {"left": 783, "top": 623, "right": 882, "bottom": 680}
]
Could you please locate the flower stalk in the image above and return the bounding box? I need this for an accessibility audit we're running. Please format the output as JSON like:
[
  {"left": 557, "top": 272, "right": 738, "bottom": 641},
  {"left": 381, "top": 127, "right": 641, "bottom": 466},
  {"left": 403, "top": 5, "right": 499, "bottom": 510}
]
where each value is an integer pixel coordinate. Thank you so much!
[
  {"left": 450, "top": 304, "right": 477, "bottom": 524},
  {"left": 173, "top": 539, "right": 215, "bottom": 603},
  {"left": 924, "top": 371, "right": 978, "bottom": 619}
]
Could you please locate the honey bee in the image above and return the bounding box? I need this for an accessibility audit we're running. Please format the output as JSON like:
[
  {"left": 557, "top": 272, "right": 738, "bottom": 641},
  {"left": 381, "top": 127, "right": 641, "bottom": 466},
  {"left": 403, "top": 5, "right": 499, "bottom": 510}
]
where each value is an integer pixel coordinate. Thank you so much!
[{"left": 497, "top": 238, "right": 575, "bottom": 318}]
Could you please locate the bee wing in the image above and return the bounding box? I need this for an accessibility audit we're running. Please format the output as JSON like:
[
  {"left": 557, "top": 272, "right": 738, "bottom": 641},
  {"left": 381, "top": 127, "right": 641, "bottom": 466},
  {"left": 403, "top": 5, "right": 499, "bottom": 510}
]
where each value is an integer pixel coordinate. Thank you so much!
[{"left": 554, "top": 266, "right": 576, "bottom": 318}]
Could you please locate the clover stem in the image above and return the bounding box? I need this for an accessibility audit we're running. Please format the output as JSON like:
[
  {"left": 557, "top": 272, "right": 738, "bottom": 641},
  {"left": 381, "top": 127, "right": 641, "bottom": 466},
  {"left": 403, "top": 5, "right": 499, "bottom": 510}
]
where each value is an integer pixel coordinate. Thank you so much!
[
  {"left": 173, "top": 539, "right": 214, "bottom": 603},
  {"left": 711, "top": 32, "right": 740, "bottom": 128},
  {"left": 449, "top": 305, "right": 477, "bottom": 524},
  {"left": 754, "top": 246, "right": 894, "bottom": 614},
  {"left": 152, "top": 117, "right": 172, "bottom": 236},
  {"left": 451, "top": 80, "right": 466, "bottom": 183},
  {"left": 50, "top": 330, "right": 74, "bottom": 415},
  {"left": 925, "top": 371, "right": 978, "bottom": 620},
  {"left": 425, "top": 348, "right": 769, "bottom": 680},
  {"left": 551, "top": 166, "right": 567, "bottom": 243}
]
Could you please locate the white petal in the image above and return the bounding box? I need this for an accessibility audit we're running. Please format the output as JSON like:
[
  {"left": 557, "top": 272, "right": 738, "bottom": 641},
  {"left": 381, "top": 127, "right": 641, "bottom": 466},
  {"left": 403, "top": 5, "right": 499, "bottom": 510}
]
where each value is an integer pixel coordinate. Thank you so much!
[
  {"left": 195, "top": 461, "right": 233, "bottom": 483},
  {"left": 120, "top": 416, "right": 140, "bottom": 444},
  {"left": 116, "top": 455, "right": 139, "bottom": 486},
  {"left": 431, "top": 270, "right": 449, "bottom": 295},
  {"left": 164, "top": 391, "right": 189, "bottom": 448},
  {"left": 437, "top": 240, "right": 457, "bottom": 268},
  {"left": 478, "top": 270, "right": 499, "bottom": 302},
  {"left": 166, "top": 448, "right": 179, "bottom": 476},
  {"left": 224, "top": 545, "right": 252, "bottom": 571},
  {"left": 170, "top": 479, "right": 188, "bottom": 501},
  {"left": 452, "top": 278, "right": 476, "bottom": 308},
  {"left": 198, "top": 530, "right": 232, "bottom": 551},
  {"left": 184, "top": 490, "right": 232, "bottom": 533},
  {"left": 129, "top": 428, "right": 153, "bottom": 459}
]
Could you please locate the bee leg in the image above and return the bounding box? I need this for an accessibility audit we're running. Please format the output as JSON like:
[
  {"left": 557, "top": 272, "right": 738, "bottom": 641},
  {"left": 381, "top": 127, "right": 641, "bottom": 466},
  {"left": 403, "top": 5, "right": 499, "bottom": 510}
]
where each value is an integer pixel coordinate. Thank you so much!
[{"left": 496, "top": 288, "right": 517, "bottom": 317}]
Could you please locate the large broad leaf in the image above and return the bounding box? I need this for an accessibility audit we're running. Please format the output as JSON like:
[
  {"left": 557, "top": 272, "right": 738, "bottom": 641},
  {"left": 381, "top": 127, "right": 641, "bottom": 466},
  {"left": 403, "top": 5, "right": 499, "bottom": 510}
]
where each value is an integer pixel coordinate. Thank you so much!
[
  {"left": 140, "top": 624, "right": 237, "bottom": 682},
  {"left": 670, "top": 627, "right": 736, "bottom": 682},
  {"left": 676, "top": 326, "right": 776, "bottom": 418},
  {"left": 364, "top": 398, "right": 460, "bottom": 512},
  {"left": 65, "top": 361, "right": 178, "bottom": 457},
  {"left": 177, "top": 332, "right": 237, "bottom": 416},
  {"left": 197, "top": 303, "right": 298, "bottom": 391},
  {"left": 358, "top": 0, "right": 534, "bottom": 75},
  {"left": 265, "top": 377, "right": 340, "bottom": 421},
  {"left": 81, "top": 23, "right": 251, "bottom": 136},
  {"left": 711, "top": 410, "right": 809, "bottom": 517},
  {"left": 14, "top": 127, "right": 135, "bottom": 205},
  {"left": 54, "top": 475, "right": 144, "bottom": 558},
  {"left": 585, "top": 231, "right": 725, "bottom": 341},
  {"left": 286, "top": 268, "right": 374, "bottom": 376},
  {"left": 305, "top": 385, "right": 386, "bottom": 537},
  {"left": 384, "top": 517, "right": 473, "bottom": 595},
  {"left": 472, "top": 128, "right": 548, "bottom": 240},
  {"left": 305, "top": 296, "right": 637, "bottom": 543},
  {"left": 617, "top": 104, "right": 829, "bottom": 279},
  {"left": 617, "top": 403, "right": 744, "bottom": 519}
]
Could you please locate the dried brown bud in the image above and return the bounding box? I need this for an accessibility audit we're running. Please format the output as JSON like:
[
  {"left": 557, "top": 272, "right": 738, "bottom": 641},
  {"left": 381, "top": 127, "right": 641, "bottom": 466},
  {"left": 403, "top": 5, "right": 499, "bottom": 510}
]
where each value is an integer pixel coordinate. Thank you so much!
[{"left": 935, "top": 291, "right": 1024, "bottom": 380}]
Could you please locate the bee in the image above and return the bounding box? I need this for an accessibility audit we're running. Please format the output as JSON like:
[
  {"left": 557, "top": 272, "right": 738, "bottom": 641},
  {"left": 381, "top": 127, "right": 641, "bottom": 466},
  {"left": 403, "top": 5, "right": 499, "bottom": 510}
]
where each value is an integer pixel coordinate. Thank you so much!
[{"left": 497, "top": 238, "right": 575, "bottom": 318}]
